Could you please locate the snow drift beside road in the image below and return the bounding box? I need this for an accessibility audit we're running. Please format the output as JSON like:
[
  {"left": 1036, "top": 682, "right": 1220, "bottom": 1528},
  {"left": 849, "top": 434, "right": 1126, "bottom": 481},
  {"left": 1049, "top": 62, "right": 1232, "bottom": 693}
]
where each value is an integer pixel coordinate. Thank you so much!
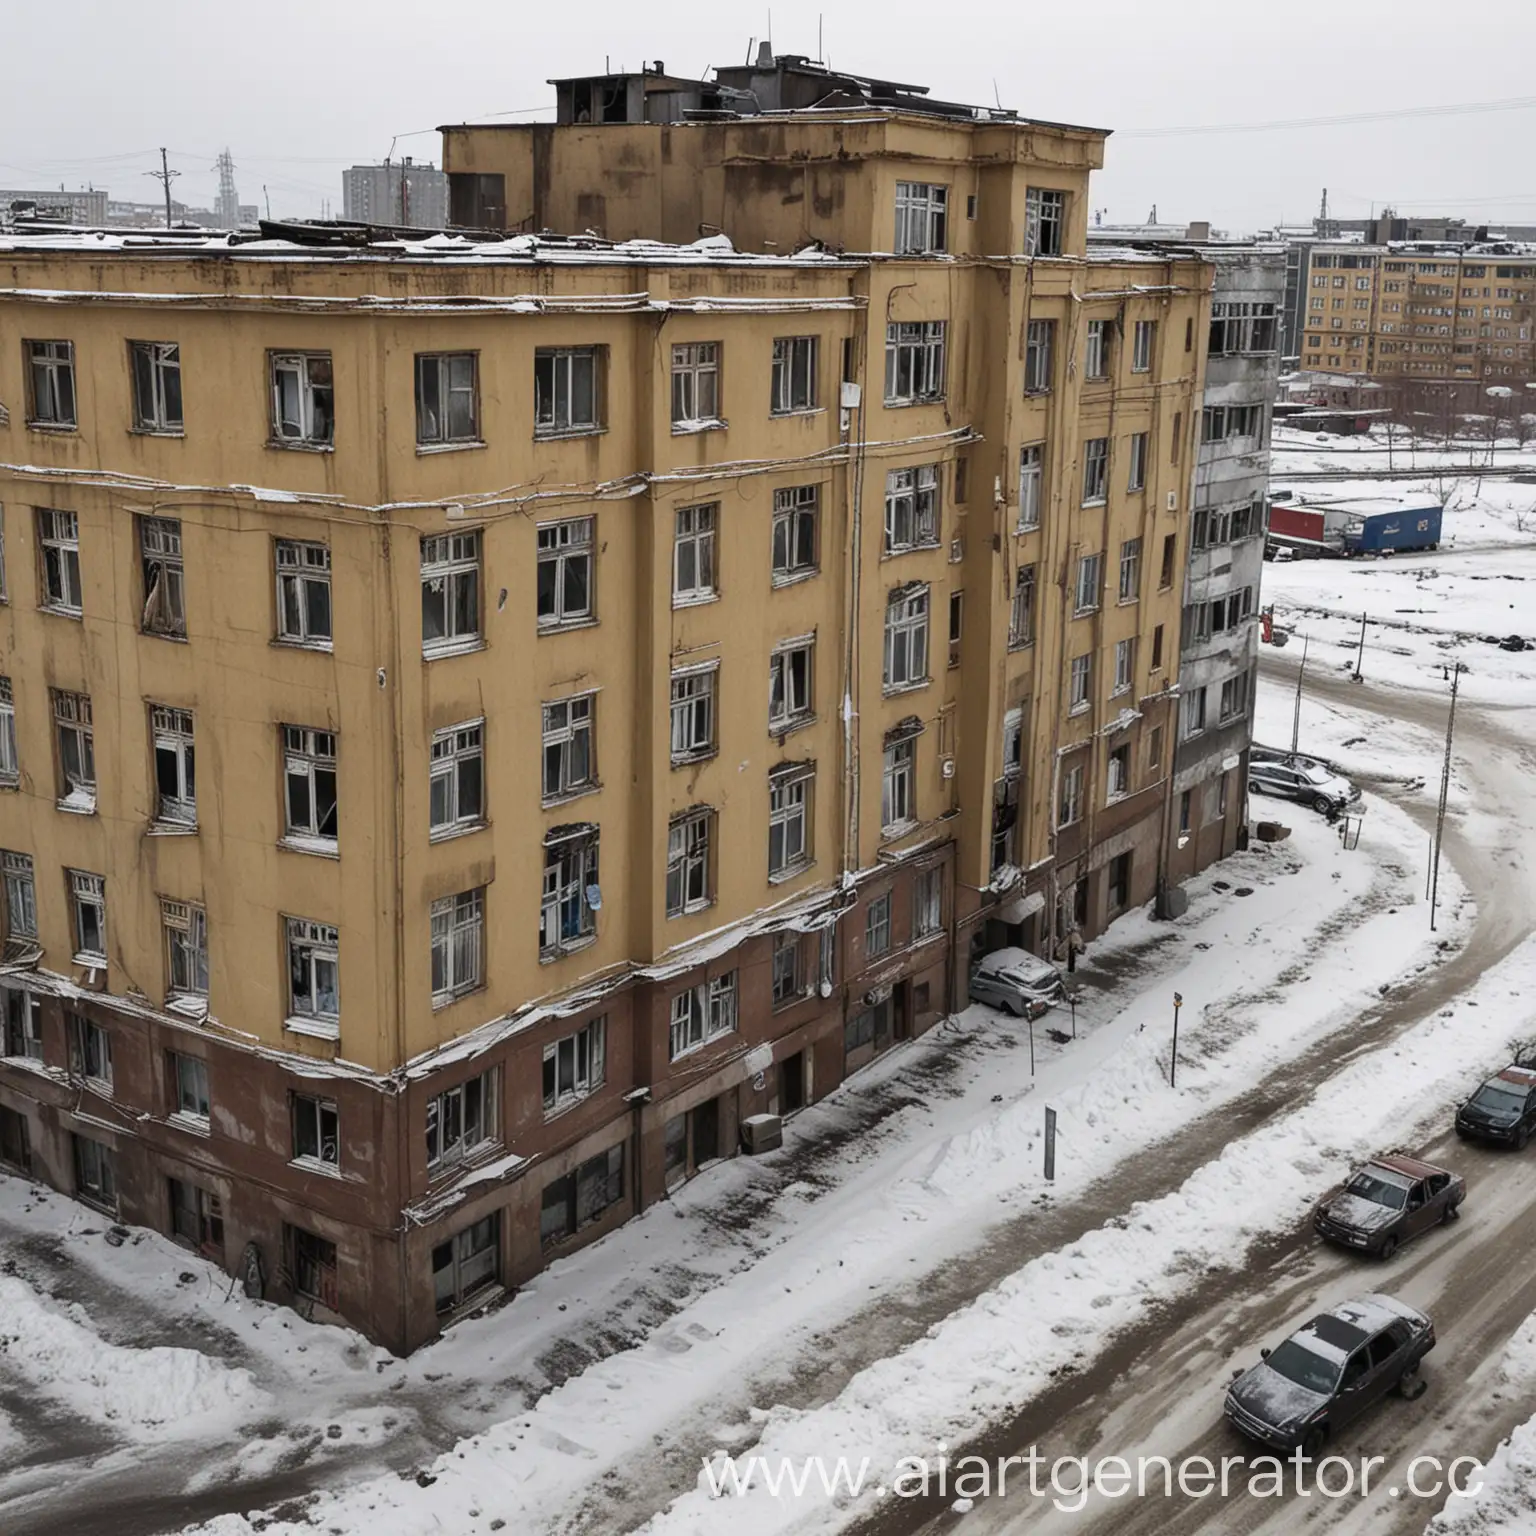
[{"left": 0, "top": 1273, "right": 266, "bottom": 1439}]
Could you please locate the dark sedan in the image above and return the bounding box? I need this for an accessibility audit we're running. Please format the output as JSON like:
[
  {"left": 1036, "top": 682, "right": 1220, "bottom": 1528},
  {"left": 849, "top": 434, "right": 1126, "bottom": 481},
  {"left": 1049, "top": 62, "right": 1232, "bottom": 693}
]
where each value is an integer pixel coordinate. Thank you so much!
[
  {"left": 1313, "top": 1154, "right": 1464, "bottom": 1260},
  {"left": 1456, "top": 1065, "right": 1536, "bottom": 1148},
  {"left": 1225, "top": 1295, "right": 1435, "bottom": 1458}
]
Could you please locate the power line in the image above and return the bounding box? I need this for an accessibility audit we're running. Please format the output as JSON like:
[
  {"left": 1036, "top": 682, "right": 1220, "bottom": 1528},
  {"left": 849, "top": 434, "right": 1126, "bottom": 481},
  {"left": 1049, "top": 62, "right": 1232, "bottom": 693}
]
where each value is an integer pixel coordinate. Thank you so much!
[{"left": 1122, "top": 93, "right": 1536, "bottom": 139}]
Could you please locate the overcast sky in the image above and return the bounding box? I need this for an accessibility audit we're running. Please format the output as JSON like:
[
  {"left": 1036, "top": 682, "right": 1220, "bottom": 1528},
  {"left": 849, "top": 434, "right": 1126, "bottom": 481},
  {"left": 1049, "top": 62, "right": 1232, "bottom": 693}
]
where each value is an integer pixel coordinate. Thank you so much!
[{"left": 6, "top": 0, "right": 1536, "bottom": 232}]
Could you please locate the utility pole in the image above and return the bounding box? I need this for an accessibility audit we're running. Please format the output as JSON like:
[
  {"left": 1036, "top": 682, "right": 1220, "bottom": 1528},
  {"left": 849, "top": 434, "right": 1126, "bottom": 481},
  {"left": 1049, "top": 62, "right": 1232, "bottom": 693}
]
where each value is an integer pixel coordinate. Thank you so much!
[
  {"left": 1290, "top": 633, "right": 1310, "bottom": 755},
  {"left": 1429, "top": 663, "right": 1464, "bottom": 932},
  {"left": 145, "top": 148, "right": 180, "bottom": 231}
]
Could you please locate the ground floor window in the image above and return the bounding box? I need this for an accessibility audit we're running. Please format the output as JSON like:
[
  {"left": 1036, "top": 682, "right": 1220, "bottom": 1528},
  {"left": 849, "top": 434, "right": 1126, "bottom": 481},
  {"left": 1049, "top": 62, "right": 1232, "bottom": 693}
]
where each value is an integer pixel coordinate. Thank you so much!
[
  {"left": 432, "top": 1212, "right": 500, "bottom": 1315},
  {"left": 286, "top": 1224, "right": 339, "bottom": 1310},
  {"left": 168, "top": 1177, "right": 225, "bottom": 1262},
  {"left": 73, "top": 1133, "right": 116, "bottom": 1213},
  {"left": 844, "top": 997, "right": 894, "bottom": 1065},
  {"left": 0, "top": 1105, "right": 31, "bottom": 1171},
  {"left": 1108, "top": 851, "right": 1132, "bottom": 914},
  {"left": 540, "top": 1144, "right": 624, "bottom": 1248}
]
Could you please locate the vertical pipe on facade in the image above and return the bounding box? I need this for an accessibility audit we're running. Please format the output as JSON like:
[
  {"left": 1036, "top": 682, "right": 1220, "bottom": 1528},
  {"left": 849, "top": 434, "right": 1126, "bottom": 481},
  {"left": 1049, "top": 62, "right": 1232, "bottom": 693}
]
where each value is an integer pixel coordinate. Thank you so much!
[{"left": 841, "top": 286, "right": 870, "bottom": 879}]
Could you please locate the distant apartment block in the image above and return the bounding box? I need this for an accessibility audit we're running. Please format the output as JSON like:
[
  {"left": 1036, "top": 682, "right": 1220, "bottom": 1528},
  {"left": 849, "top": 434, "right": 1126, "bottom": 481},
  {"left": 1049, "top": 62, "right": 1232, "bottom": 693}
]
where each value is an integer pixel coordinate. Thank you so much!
[
  {"left": 342, "top": 160, "right": 448, "bottom": 228},
  {"left": 1, "top": 188, "right": 108, "bottom": 224}
]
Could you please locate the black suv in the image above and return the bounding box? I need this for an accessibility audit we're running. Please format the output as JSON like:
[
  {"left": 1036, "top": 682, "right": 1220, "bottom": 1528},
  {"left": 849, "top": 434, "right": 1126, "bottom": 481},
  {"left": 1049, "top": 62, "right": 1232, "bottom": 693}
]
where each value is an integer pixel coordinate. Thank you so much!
[
  {"left": 1225, "top": 1295, "right": 1435, "bottom": 1457},
  {"left": 1456, "top": 1064, "right": 1536, "bottom": 1147}
]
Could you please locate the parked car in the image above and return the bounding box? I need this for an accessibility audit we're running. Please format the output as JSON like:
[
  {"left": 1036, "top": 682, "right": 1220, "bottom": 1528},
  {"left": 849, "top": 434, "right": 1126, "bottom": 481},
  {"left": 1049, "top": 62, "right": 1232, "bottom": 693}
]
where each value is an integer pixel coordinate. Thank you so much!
[
  {"left": 1224, "top": 1295, "right": 1435, "bottom": 1457},
  {"left": 1250, "top": 745, "right": 1336, "bottom": 775},
  {"left": 968, "top": 947, "right": 1066, "bottom": 1018},
  {"left": 1313, "top": 1154, "right": 1465, "bottom": 1259},
  {"left": 1248, "top": 757, "right": 1359, "bottom": 814},
  {"left": 1455, "top": 1064, "right": 1536, "bottom": 1148}
]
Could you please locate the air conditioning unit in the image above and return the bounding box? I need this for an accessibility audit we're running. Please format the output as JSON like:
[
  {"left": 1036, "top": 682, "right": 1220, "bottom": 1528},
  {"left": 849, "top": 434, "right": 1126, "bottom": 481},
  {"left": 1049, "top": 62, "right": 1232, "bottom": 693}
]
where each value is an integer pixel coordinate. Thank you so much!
[
  {"left": 940, "top": 756, "right": 956, "bottom": 779},
  {"left": 1166, "top": 491, "right": 1178, "bottom": 512},
  {"left": 741, "top": 1114, "right": 783, "bottom": 1154},
  {"left": 949, "top": 537, "right": 964, "bottom": 564}
]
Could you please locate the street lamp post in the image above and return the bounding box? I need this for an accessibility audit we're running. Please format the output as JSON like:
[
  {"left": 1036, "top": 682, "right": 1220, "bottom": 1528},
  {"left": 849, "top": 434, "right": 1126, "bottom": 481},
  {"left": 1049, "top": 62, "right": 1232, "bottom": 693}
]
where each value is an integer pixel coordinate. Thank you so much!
[{"left": 1170, "top": 992, "right": 1184, "bottom": 1087}]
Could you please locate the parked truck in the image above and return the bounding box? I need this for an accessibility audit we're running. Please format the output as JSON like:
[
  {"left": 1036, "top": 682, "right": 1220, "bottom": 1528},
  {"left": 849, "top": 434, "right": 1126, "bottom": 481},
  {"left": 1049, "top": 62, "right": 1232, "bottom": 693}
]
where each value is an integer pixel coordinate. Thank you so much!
[
  {"left": 1340, "top": 503, "right": 1442, "bottom": 556},
  {"left": 1265, "top": 503, "right": 1329, "bottom": 559}
]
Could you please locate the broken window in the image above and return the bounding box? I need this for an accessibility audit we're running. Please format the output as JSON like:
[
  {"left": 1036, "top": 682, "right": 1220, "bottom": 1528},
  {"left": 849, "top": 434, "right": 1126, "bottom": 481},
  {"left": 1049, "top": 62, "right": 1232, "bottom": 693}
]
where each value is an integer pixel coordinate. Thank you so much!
[
  {"left": 151, "top": 705, "right": 196, "bottom": 825},
  {"left": 2, "top": 985, "right": 42, "bottom": 1061},
  {"left": 1024, "top": 320, "right": 1055, "bottom": 394},
  {"left": 1024, "top": 188, "right": 1065, "bottom": 257},
  {"left": 884, "top": 465, "right": 940, "bottom": 551},
  {"left": 771, "top": 485, "right": 819, "bottom": 582},
  {"left": 881, "top": 732, "right": 917, "bottom": 832},
  {"left": 433, "top": 1213, "right": 500, "bottom": 1314},
  {"left": 1009, "top": 564, "right": 1036, "bottom": 649},
  {"left": 1018, "top": 444, "right": 1044, "bottom": 530},
  {"left": 673, "top": 503, "right": 717, "bottom": 603},
  {"left": 540, "top": 1146, "right": 623, "bottom": 1247},
  {"left": 448, "top": 172, "right": 505, "bottom": 230},
  {"left": 292, "top": 1093, "right": 339, "bottom": 1167},
  {"left": 426, "top": 1068, "right": 497, "bottom": 1169},
  {"left": 169, "top": 1178, "right": 225, "bottom": 1261},
  {"left": 68, "top": 870, "right": 106, "bottom": 963},
  {"left": 52, "top": 690, "right": 95, "bottom": 809},
  {"left": 430, "top": 720, "right": 484, "bottom": 835},
  {"left": 771, "top": 336, "right": 818, "bottom": 414},
  {"left": 26, "top": 339, "right": 77, "bottom": 428},
  {"left": 282, "top": 726, "right": 338, "bottom": 845},
  {"left": 883, "top": 321, "right": 946, "bottom": 404},
  {"left": 169, "top": 1050, "right": 210, "bottom": 1123},
  {"left": 421, "top": 530, "right": 481, "bottom": 654},
  {"left": 37, "top": 508, "right": 82, "bottom": 614},
  {"left": 1058, "top": 761, "right": 1084, "bottom": 827},
  {"left": 771, "top": 933, "right": 802, "bottom": 1005},
  {"left": 534, "top": 347, "right": 601, "bottom": 435},
  {"left": 769, "top": 638, "right": 815, "bottom": 731},
  {"left": 3, "top": 853, "right": 37, "bottom": 941},
  {"left": 768, "top": 764, "right": 813, "bottom": 877},
  {"left": 666, "top": 808, "right": 713, "bottom": 917},
  {"left": 430, "top": 888, "right": 483, "bottom": 1003},
  {"left": 1159, "top": 535, "right": 1177, "bottom": 589},
  {"left": 1113, "top": 638, "right": 1136, "bottom": 697},
  {"left": 415, "top": 352, "right": 479, "bottom": 446},
  {"left": 1081, "top": 438, "right": 1109, "bottom": 504},
  {"left": 68, "top": 1013, "right": 112, "bottom": 1092},
  {"left": 287, "top": 1225, "right": 339, "bottom": 1309},
  {"left": 1209, "top": 302, "right": 1278, "bottom": 356},
  {"left": 671, "top": 342, "right": 720, "bottom": 426},
  {"left": 669, "top": 972, "right": 737, "bottom": 1059},
  {"left": 669, "top": 664, "right": 717, "bottom": 763},
  {"left": 894, "top": 182, "right": 948, "bottom": 254},
  {"left": 914, "top": 867, "right": 942, "bottom": 938},
  {"left": 883, "top": 585, "right": 929, "bottom": 691},
  {"left": 130, "top": 342, "right": 183, "bottom": 432},
  {"left": 73, "top": 1134, "right": 116, "bottom": 1213},
  {"left": 1107, "top": 744, "right": 1131, "bottom": 800},
  {"left": 275, "top": 539, "right": 332, "bottom": 645},
  {"left": 536, "top": 517, "right": 593, "bottom": 628},
  {"left": 270, "top": 352, "right": 334, "bottom": 446},
  {"left": 162, "top": 898, "right": 209, "bottom": 999},
  {"left": 543, "top": 1017, "right": 606, "bottom": 1114},
  {"left": 542, "top": 694, "right": 595, "bottom": 801},
  {"left": 139, "top": 516, "right": 186, "bottom": 638},
  {"left": 540, "top": 829, "right": 598, "bottom": 957},
  {"left": 286, "top": 917, "right": 339, "bottom": 1029}
]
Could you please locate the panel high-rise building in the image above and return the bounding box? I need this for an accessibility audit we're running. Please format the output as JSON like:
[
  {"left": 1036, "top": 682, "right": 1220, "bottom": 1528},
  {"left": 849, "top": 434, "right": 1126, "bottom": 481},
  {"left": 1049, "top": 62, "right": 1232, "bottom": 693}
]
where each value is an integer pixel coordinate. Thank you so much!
[{"left": 342, "top": 158, "right": 448, "bottom": 228}]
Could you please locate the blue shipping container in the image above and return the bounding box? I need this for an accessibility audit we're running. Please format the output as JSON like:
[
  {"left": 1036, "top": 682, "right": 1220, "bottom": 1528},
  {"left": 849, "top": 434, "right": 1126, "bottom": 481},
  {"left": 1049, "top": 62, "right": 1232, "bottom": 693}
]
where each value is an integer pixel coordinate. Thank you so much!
[{"left": 1344, "top": 505, "right": 1442, "bottom": 555}]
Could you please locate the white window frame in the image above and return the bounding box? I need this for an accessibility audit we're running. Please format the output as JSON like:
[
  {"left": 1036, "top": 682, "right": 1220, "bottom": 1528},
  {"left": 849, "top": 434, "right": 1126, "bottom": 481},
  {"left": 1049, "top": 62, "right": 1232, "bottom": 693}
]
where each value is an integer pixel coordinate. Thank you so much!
[
  {"left": 1084, "top": 319, "right": 1110, "bottom": 379},
  {"left": 768, "top": 765, "right": 812, "bottom": 878},
  {"left": 130, "top": 341, "right": 182, "bottom": 433},
  {"left": 3, "top": 852, "right": 36, "bottom": 941},
  {"left": 162, "top": 899, "right": 208, "bottom": 999},
  {"left": 668, "top": 972, "right": 738, "bottom": 1060},
  {"left": 666, "top": 808, "right": 713, "bottom": 918},
  {"left": 421, "top": 530, "right": 481, "bottom": 654},
  {"left": 771, "top": 485, "right": 819, "bottom": 582},
  {"left": 69, "top": 870, "right": 106, "bottom": 964},
  {"left": 1107, "top": 744, "right": 1131, "bottom": 802},
  {"left": 541, "top": 694, "right": 596, "bottom": 803},
  {"left": 536, "top": 516, "right": 594, "bottom": 629},
  {"left": 771, "top": 932, "right": 802, "bottom": 1006},
  {"left": 1081, "top": 438, "right": 1109, "bottom": 505},
  {"left": 151, "top": 705, "right": 196, "bottom": 826},
  {"left": 883, "top": 322, "right": 946, "bottom": 405},
  {"left": 1127, "top": 431, "right": 1148, "bottom": 492},
  {"left": 769, "top": 638, "right": 815, "bottom": 732},
  {"left": 282, "top": 725, "right": 338, "bottom": 845},
  {"left": 38, "top": 508, "right": 82, "bottom": 614},
  {"left": 1024, "top": 187, "right": 1065, "bottom": 257},
  {"left": 771, "top": 336, "right": 818, "bottom": 415},
  {"left": 884, "top": 464, "right": 940, "bottom": 552},
  {"left": 1118, "top": 537, "right": 1142, "bottom": 603},
  {"left": 883, "top": 585, "right": 930, "bottom": 692},
  {"left": 53, "top": 689, "right": 95, "bottom": 808},
  {"left": 1058, "top": 762, "right": 1084, "bottom": 827},
  {"left": 671, "top": 342, "right": 720, "bottom": 427},
  {"left": 0, "top": 677, "right": 16, "bottom": 787},
  {"left": 1113, "top": 638, "right": 1135, "bottom": 696},
  {"left": 540, "top": 830, "right": 599, "bottom": 958},
  {"left": 865, "top": 892, "right": 892, "bottom": 956},
  {"left": 431, "top": 888, "right": 484, "bottom": 1004},
  {"left": 275, "top": 539, "right": 332, "bottom": 646},
  {"left": 543, "top": 1018, "right": 606, "bottom": 1114},
  {"left": 534, "top": 346, "right": 601, "bottom": 436},
  {"left": 139, "top": 515, "right": 186, "bottom": 638},
  {"left": 1131, "top": 319, "right": 1155, "bottom": 372},
  {"left": 269, "top": 351, "right": 334, "bottom": 446},
  {"left": 170, "top": 1051, "right": 210, "bottom": 1123},
  {"left": 68, "top": 1012, "right": 113, "bottom": 1091},
  {"left": 1075, "top": 552, "right": 1102, "bottom": 614},
  {"left": 292, "top": 1092, "right": 340, "bottom": 1168},
  {"left": 1182, "top": 686, "right": 1208, "bottom": 740},
  {"left": 286, "top": 917, "right": 339, "bottom": 1032},
  {"left": 430, "top": 719, "right": 485, "bottom": 836},
  {"left": 881, "top": 735, "right": 917, "bottom": 833},
  {"left": 2, "top": 983, "right": 42, "bottom": 1059},
  {"left": 894, "top": 182, "right": 947, "bottom": 254},
  {"left": 1018, "top": 444, "right": 1044, "bottom": 530},
  {"left": 669, "top": 663, "right": 717, "bottom": 763},
  {"left": 672, "top": 503, "right": 718, "bottom": 605},
  {"left": 426, "top": 1069, "right": 497, "bottom": 1169},
  {"left": 27, "top": 340, "right": 76, "bottom": 427},
  {"left": 914, "top": 866, "right": 942, "bottom": 938},
  {"left": 1009, "top": 565, "right": 1036, "bottom": 649},
  {"left": 1069, "top": 653, "right": 1092, "bottom": 712},
  {"left": 1024, "top": 320, "right": 1054, "bottom": 393}
]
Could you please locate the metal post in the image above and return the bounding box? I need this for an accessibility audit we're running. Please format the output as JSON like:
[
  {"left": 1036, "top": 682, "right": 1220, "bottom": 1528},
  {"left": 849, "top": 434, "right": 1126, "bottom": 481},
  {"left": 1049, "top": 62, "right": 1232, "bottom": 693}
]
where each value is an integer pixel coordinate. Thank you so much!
[
  {"left": 1353, "top": 612, "right": 1367, "bottom": 682},
  {"left": 1170, "top": 992, "right": 1183, "bottom": 1087},
  {"left": 1069, "top": 991, "right": 1077, "bottom": 1040},
  {"left": 1290, "top": 634, "right": 1309, "bottom": 755},
  {"left": 1429, "top": 664, "right": 1462, "bottom": 932},
  {"left": 1029, "top": 1013, "right": 1035, "bottom": 1077}
]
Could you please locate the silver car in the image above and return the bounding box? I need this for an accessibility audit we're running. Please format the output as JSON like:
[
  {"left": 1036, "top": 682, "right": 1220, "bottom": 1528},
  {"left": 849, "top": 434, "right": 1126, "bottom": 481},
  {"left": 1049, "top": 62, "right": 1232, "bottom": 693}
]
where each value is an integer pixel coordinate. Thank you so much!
[
  {"left": 1249, "top": 757, "right": 1358, "bottom": 814},
  {"left": 968, "top": 947, "right": 1066, "bottom": 1018}
]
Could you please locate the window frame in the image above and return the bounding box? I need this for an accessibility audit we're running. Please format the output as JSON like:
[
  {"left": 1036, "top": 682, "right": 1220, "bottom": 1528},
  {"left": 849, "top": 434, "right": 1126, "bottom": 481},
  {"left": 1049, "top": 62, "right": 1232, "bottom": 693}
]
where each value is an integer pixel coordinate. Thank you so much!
[
  {"left": 1081, "top": 438, "right": 1109, "bottom": 506},
  {"left": 68, "top": 1011, "right": 113, "bottom": 1092},
  {"left": 430, "top": 887, "right": 485, "bottom": 1005},
  {"left": 771, "top": 932, "right": 803, "bottom": 1007},
  {"left": 894, "top": 181, "right": 948, "bottom": 255},
  {"left": 669, "top": 663, "right": 718, "bottom": 764},
  {"left": 429, "top": 719, "right": 485, "bottom": 837},
  {"left": 1058, "top": 760, "right": 1085, "bottom": 827},
  {"left": 285, "top": 916, "right": 340, "bottom": 1032},
  {"left": 536, "top": 516, "right": 595, "bottom": 630},
  {"left": 1127, "top": 431, "right": 1148, "bottom": 492},
  {"left": 129, "top": 340, "right": 183, "bottom": 434},
  {"left": 2, "top": 983, "right": 43, "bottom": 1060},
  {"left": 27, "top": 339, "right": 77, "bottom": 428},
  {"left": 37, "top": 508, "right": 83, "bottom": 615},
  {"left": 771, "top": 336, "right": 819, "bottom": 415},
  {"left": 914, "top": 866, "right": 942, "bottom": 939},
  {"left": 1018, "top": 444, "right": 1044, "bottom": 530},
  {"left": 768, "top": 764, "right": 813, "bottom": 879},
  {"left": 282, "top": 725, "right": 338, "bottom": 847},
  {"left": 274, "top": 539, "right": 333, "bottom": 647},
  {"left": 883, "top": 321, "right": 947, "bottom": 406},
  {"left": 1084, "top": 318, "right": 1110, "bottom": 380},
  {"left": 865, "top": 892, "right": 892, "bottom": 957},
  {"left": 269, "top": 350, "right": 334, "bottom": 447},
  {"left": 1023, "top": 320, "right": 1055, "bottom": 394},
  {"left": 1131, "top": 319, "right": 1156, "bottom": 373},
  {"left": 1118, "top": 537, "right": 1142, "bottom": 603},
  {"left": 1024, "top": 188, "right": 1065, "bottom": 258},
  {"left": 672, "top": 502, "right": 718, "bottom": 606},
  {"left": 533, "top": 346, "right": 602, "bottom": 436},
  {"left": 52, "top": 689, "right": 95, "bottom": 809},
  {"left": 292, "top": 1092, "right": 340, "bottom": 1169},
  {"left": 138, "top": 515, "right": 187, "bottom": 639},
  {"left": 541, "top": 694, "right": 596, "bottom": 804},
  {"left": 668, "top": 972, "right": 738, "bottom": 1060},
  {"left": 542, "top": 1017, "right": 607, "bottom": 1116},
  {"left": 671, "top": 341, "right": 721, "bottom": 428},
  {"left": 665, "top": 807, "right": 714, "bottom": 918},
  {"left": 881, "top": 735, "right": 917, "bottom": 833},
  {"left": 884, "top": 464, "right": 941, "bottom": 553},
  {"left": 161, "top": 898, "right": 209, "bottom": 1000},
  {"left": 1009, "top": 564, "right": 1037, "bottom": 649},
  {"left": 420, "top": 530, "right": 482, "bottom": 655},
  {"left": 151, "top": 705, "right": 197, "bottom": 827},
  {"left": 426, "top": 1067, "right": 498, "bottom": 1170},
  {"left": 1113, "top": 637, "right": 1136, "bottom": 697},
  {"left": 771, "top": 484, "right": 820, "bottom": 583},
  {"left": 882, "top": 585, "right": 930, "bottom": 693},
  {"left": 169, "top": 1050, "right": 211, "bottom": 1125},
  {"left": 540, "top": 829, "right": 599, "bottom": 959},
  {"left": 68, "top": 869, "right": 107, "bottom": 964},
  {"left": 769, "top": 638, "right": 815, "bottom": 734},
  {"left": 1075, "top": 552, "right": 1103, "bottom": 614},
  {"left": 415, "top": 351, "right": 480, "bottom": 448},
  {"left": 1069, "top": 653, "right": 1092, "bottom": 713},
  {"left": 0, "top": 678, "right": 17, "bottom": 788}
]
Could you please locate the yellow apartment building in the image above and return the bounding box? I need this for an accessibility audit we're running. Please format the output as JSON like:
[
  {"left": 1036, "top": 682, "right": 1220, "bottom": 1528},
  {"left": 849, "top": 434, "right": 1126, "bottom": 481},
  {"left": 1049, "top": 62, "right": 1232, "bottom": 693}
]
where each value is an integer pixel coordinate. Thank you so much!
[{"left": 0, "top": 62, "right": 1211, "bottom": 1351}]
